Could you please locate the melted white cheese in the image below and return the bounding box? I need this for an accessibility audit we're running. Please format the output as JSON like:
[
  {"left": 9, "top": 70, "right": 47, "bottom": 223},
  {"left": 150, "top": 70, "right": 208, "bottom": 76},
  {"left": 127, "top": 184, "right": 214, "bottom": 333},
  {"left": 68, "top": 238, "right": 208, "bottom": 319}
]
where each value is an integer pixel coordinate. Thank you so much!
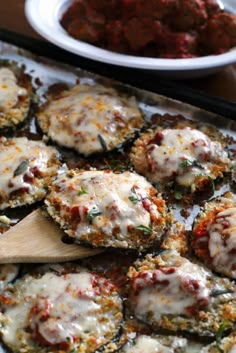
[
  {"left": 39, "top": 84, "right": 142, "bottom": 155},
  {"left": 208, "top": 207, "right": 236, "bottom": 278},
  {"left": 0, "top": 137, "right": 58, "bottom": 206},
  {"left": 1, "top": 270, "right": 121, "bottom": 349},
  {"left": 133, "top": 253, "right": 210, "bottom": 321},
  {"left": 0, "top": 68, "right": 27, "bottom": 113},
  {"left": 147, "top": 128, "right": 229, "bottom": 186},
  {"left": 122, "top": 335, "right": 188, "bottom": 353},
  {"left": 48, "top": 170, "right": 160, "bottom": 241}
]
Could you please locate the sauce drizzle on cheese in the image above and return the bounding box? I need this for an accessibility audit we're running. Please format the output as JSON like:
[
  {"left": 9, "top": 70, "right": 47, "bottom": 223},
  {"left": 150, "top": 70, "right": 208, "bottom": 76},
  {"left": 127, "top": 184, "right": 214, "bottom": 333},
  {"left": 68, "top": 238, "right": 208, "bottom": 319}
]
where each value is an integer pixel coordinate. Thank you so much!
[
  {"left": 0, "top": 269, "right": 122, "bottom": 352},
  {"left": 130, "top": 251, "right": 211, "bottom": 322},
  {"left": 147, "top": 128, "right": 229, "bottom": 186},
  {"left": 208, "top": 207, "right": 236, "bottom": 279}
]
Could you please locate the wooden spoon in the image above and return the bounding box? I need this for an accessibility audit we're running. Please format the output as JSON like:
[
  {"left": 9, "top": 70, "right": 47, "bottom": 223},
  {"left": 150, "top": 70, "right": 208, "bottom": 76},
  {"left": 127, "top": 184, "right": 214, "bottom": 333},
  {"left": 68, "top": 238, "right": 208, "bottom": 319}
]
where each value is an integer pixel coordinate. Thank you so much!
[{"left": 0, "top": 209, "right": 102, "bottom": 264}]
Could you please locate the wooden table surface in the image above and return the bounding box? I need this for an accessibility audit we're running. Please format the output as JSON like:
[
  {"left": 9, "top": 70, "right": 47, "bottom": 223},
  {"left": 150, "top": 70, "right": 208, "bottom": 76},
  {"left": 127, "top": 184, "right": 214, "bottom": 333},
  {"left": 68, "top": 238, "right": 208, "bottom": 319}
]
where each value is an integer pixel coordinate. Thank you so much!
[{"left": 1, "top": 0, "right": 236, "bottom": 103}]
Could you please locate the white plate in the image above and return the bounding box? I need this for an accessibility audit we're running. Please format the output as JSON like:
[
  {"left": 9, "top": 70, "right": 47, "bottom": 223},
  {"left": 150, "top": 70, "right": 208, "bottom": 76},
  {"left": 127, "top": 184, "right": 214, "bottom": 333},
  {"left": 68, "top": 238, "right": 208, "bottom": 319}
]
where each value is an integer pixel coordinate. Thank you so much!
[{"left": 25, "top": 0, "right": 236, "bottom": 79}]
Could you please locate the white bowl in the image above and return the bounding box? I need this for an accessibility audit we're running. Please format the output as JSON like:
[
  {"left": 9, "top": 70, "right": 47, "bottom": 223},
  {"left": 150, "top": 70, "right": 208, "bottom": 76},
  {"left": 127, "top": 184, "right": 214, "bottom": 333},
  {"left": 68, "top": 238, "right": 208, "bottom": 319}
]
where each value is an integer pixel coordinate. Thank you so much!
[{"left": 25, "top": 0, "right": 236, "bottom": 79}]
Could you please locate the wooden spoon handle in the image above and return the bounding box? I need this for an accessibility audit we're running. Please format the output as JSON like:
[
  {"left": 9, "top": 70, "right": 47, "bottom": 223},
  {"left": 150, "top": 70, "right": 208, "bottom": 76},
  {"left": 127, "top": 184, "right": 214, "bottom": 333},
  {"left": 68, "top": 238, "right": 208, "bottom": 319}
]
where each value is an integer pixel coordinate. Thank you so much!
[{"left": 0, "top": 209, "right": 102, "bottom": 263}]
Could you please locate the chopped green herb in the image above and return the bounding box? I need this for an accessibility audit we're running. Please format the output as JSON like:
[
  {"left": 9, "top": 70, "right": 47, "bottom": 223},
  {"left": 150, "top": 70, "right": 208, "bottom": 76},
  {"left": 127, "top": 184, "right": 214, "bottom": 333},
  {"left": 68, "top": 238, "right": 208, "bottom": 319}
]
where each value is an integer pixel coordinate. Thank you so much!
[
  {"left": 181, "top": 159, "right": 203, "bottom": 169},
  {"left": 216, "top": 322, "right": 228, "bottom": 352},
  {"left": 136, "top": 225, "right": 152, "bottom": 235},
  {"left": 66, "top": 337, "right": 77, "bottom": 353},
  {"left": 78, "top": 186, "right": 87, "bottom": 196},
  {"left": 180, "top": 159, "right": 193, "bottom": 168},
  {"left": 87, "top": 207, "right": 102, "bottom": 222},
  {"left": 129, "top": 195, "right": 140, "bottom": 204},
  {"left": 98, "top": 134, "right": 108, "bottom": 152},
  {"left": 13, "top": 159, "right": 29, "bottom": 177},
  {"left": 129, "top": 186, "right": 148, "bottom": 204},
  {"left": 129, "top": 186, "right": 141, "bottom": 204},
  {"left": 210, "top": 289, "right": 233, "bottom": 297},
  {"left": 128, "top": 194, "right": 137, "bottom": 202},
  {"left": 174, "top": 191, "right": 183, "bottom": 200}
]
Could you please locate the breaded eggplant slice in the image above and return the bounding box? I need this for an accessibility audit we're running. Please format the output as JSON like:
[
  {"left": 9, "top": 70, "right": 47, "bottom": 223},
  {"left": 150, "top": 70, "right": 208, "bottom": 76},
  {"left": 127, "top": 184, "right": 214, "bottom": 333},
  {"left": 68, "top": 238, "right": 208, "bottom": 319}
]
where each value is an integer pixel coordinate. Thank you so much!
[
  {"left": 0, "top": 264, "right": 19, "bottom": 292},
  {"left": 119, "top": 334, "right": 203, "bottom": 352},
  {"left": 192, "top": 192, "right": 236, "bottom": 279},
  {"left": 130, "top": 120, "right": 231, "bottom": 198},
  {"left": 127, "top": 250, "right": 236, "bottom": 336},
  {"left": 37, "top": 83, "right": 143, "bottom": 156},
  {"left": 0, "top": 63, "right": 32, "bottom": 129},
  {"left": 0, "top": 137, "right": 61, "bottom": 209},
  {"left": 45, "top": 169, "right": 172, "bottom": 250},
  {"left": 201, "top": 331, "right": 236, "bottom": 352},
  {"left": 0, "top": 264, "right": 123, "bottom": 353}
]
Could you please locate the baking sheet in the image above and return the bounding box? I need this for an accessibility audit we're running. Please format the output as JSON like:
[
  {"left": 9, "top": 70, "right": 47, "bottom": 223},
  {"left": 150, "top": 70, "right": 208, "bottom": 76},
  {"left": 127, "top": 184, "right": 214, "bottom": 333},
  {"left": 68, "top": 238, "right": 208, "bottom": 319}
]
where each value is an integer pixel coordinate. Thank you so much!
[
  {"left": 0, "top": 38, "right": 235, "bottom": 235},
  {"left": 0, "top": 38, "right": 235, "bottom": 128},
  {"left": 0, "top": 38, "right": 235, "bottom": 352}
]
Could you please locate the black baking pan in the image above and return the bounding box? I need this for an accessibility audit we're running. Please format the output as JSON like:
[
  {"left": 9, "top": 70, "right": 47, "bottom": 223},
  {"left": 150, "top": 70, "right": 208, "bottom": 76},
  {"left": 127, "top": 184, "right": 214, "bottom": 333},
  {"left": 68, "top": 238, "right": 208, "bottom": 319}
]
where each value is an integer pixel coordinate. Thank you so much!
[
  {"left": 0, "top": 28, "right": 235, "bottom": 120},
  {"left": 0, "top": 26, "right": 235, "bottom": 353},
  {"left": 0, "top": 28, "right": 236, "bottom": 120}
]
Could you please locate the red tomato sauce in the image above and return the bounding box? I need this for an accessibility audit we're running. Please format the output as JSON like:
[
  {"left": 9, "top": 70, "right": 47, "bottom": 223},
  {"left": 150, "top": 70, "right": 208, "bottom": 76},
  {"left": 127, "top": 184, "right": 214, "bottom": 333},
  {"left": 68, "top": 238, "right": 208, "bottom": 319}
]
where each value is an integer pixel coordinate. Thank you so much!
[{"left": 60, "top": 0, "right": 236, "bottom": 58}]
